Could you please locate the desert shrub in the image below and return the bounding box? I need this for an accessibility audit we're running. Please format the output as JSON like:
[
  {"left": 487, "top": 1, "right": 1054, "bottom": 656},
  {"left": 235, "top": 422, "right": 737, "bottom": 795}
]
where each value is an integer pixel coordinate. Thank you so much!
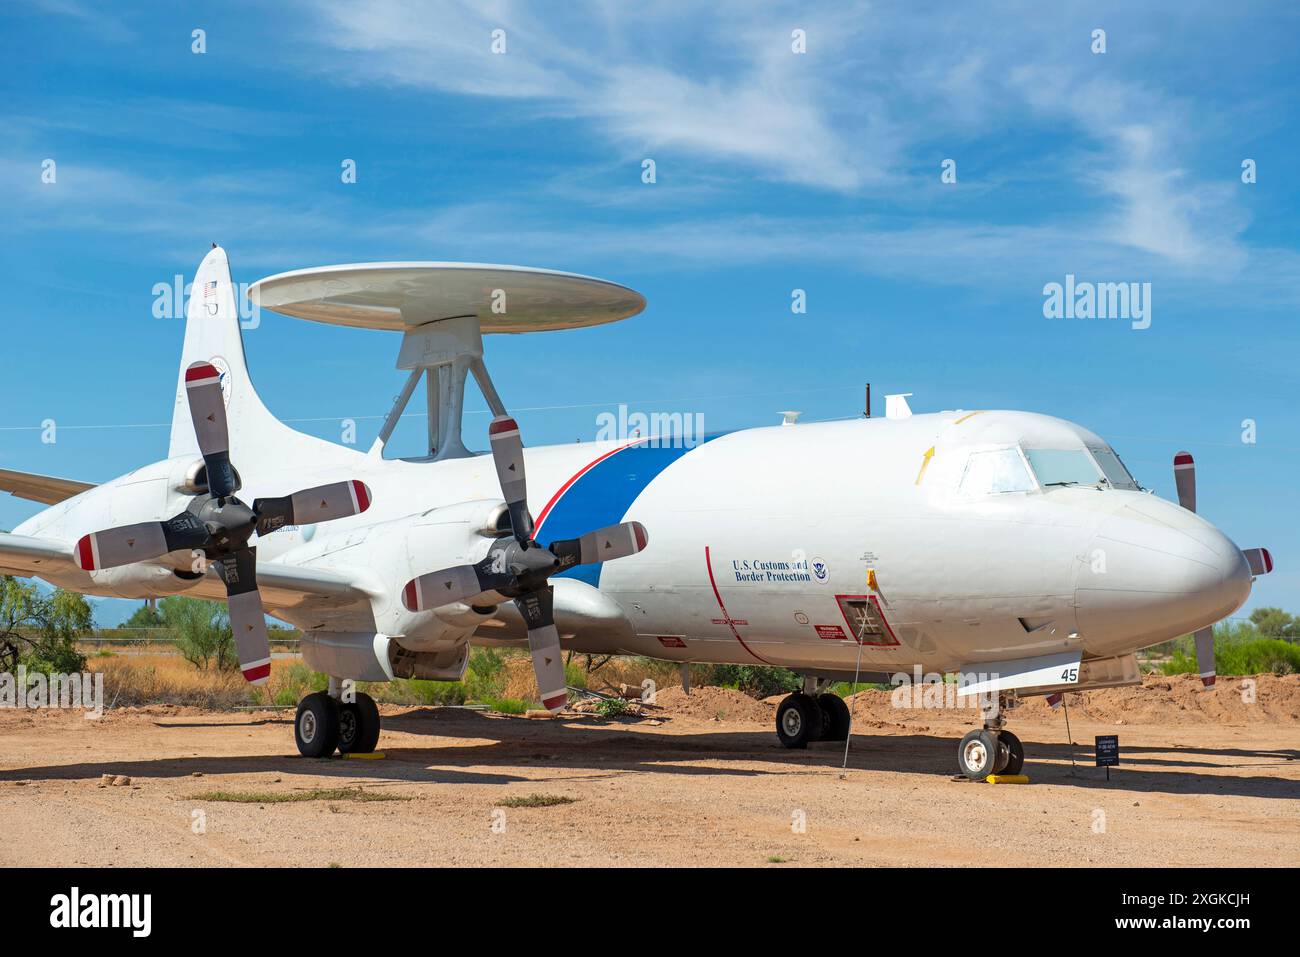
[
  {"left": 0, "top": 577, "right": 91, "bottom": 673},
  {"left": 160, "top": 596, "right": 237, "bottom": 672},
  {"left": 1162, "top": 622, "right": 1300, "bottom": 676},
  {"left": 595, "top": 696, "right": 630, "bottom": 718},
  {"left": 705, "top": 664, "right": 801, "bottom": 698}
]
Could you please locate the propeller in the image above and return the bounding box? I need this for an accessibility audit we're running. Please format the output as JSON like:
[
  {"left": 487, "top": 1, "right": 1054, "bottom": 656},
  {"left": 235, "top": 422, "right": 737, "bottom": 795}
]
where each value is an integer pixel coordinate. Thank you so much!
[
  {"left": 75, "top": 361, "right": 373, "bottom": 684},
  {"left": 1171, "top": 450, "right": 1273, "bottom": 688},
  {"left": 403, "top": 414, "right": 648, "bottom": 712}
]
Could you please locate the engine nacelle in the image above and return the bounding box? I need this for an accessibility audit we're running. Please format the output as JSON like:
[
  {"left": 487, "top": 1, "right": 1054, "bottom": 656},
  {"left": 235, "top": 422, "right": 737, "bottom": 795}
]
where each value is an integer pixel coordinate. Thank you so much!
[
  {"left": 282, "top": 498, "right": 506, "bottom": 653},
  {"left": 90, "top": 564, "right": 206, "bottom": 600},
  {"left": 299, "top": 631, "right": 474, "bottom": 683}
]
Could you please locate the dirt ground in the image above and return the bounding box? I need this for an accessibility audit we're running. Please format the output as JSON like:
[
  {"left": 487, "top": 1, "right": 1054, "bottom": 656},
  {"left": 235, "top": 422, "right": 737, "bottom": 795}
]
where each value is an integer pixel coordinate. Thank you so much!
[{"left": 1, "top": 675, "right": 1297, "bottom": 867}]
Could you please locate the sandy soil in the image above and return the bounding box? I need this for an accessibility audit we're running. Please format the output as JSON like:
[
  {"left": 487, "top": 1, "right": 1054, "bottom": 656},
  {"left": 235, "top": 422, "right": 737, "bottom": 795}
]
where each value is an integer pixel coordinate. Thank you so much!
[{"left": 1, "top": 676, "right": 1296, "bottom": 867}]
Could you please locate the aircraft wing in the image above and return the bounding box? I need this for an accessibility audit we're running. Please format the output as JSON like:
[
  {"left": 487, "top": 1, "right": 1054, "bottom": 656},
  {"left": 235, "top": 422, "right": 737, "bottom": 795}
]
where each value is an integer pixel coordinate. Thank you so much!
[
  {"left": 0, "top": 467, "right": 96, "bottom": 505},
  {"left": 473, "top": 578, "right": 635, "bottom": 649},
  {"left": 0, "top": 531, "right": 371, "bottom": 616},
  {"left": 0, "top": 532, "right": 77, "bottom": 576},
  {"left": 183, "top": 560, "right": 374, "bottom": 615}
]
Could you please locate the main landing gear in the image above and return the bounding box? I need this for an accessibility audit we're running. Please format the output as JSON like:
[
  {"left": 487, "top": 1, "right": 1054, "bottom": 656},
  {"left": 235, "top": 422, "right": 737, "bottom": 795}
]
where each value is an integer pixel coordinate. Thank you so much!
[
  {"left": 775, "top": 690, "right": 851, "bottom": 749},
  {"left": 956, "top": 692, "right": 1024, "bottom": 780},
  {"left": 294, "top": 682, "right": 382, "bottom": 758}
]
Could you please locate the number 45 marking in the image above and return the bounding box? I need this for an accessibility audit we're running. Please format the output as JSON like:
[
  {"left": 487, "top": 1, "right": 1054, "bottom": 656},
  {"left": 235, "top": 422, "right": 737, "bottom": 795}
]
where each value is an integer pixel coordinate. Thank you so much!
[{"left": 1061, "top": 667, "right": 1078, "bottom": 683}]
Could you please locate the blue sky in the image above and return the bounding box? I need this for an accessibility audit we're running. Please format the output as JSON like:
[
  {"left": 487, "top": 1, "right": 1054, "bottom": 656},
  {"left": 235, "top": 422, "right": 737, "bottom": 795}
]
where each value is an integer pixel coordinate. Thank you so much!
[{"left": 1, "top": 1, "right": 1298, "bottom": 624}]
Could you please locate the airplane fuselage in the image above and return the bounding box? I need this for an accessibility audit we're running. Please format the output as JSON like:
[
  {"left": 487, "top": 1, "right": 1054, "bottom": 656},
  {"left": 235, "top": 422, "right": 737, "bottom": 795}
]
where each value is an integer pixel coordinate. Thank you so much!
[{"left": 14, "top": 408, "right": 1253, "bottom": 680}]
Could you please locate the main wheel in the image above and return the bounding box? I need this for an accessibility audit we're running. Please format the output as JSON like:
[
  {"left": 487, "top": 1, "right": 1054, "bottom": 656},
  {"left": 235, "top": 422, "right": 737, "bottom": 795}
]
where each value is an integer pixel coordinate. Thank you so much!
[
  {"left": 295, "top": 691, "right": 340, "bottom": 758},
  {"left": 337, "top": 692, "right": 381, "bottom": 755},
  {"left": 998, "top": 730, "right": 1025, "bottom": 775},
  {"left": 816, "top": 692, "right": 851, "bottom": 742},
  {"left": 776, "top": 693, "right": 823, "bottom": 749},
  {"left": 957, "top": 729, "right": 1000, "bottom": 780}
]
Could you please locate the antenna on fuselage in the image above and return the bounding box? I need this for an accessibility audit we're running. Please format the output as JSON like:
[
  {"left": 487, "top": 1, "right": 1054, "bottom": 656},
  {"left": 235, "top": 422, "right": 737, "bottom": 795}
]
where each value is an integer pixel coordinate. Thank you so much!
[{"left": 863, "top": 383, "right": 871, "bottom": 418}]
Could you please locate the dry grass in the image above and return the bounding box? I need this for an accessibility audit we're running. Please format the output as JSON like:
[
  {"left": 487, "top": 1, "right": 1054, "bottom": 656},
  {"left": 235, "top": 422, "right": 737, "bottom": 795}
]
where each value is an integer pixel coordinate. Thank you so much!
[
  {"left": 91, "top": 645, "right": 704, "bottom": 714},
  {"left": 495, "top": 794, "right": 577, "bottom": 808},
  {"left": 94, "top": 653, "right": 255, "bottom": 709}
]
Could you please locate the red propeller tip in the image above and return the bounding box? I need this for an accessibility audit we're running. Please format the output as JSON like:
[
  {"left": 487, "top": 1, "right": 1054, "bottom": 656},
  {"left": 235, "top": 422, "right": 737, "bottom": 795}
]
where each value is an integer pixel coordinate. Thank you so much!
[
  {"left": 1201, "top": 675, "right": 1216, "bottom": 688},
  {"left": 185, "top": 361, "right": 221, "bottom": 385},
  {"left": 242, "top": 661, "right": 271, "bottom": 684},
  {"left": 632, "top": 522, "right": 648, "bottom": 551},
  {"left": 542, "top": 691, "right": 568, "bottom": 711},
  {"left": 1260, "top": 548, "right": 1273, "bottom": 573},
  {"left": 488, "top": 416, "right": 519, "bottom": 436},
  {"left": 1173, "top": 451, "right": 1194, "bottom": 468},
  {"left": 351, "top": 480, "right": 372, "bottom": 513},
  {"left": 75, "top": 534, "right": 97, "bottom": 571},
  {"left": 402, "top": 580, "right": 421, "bottom": 612}
]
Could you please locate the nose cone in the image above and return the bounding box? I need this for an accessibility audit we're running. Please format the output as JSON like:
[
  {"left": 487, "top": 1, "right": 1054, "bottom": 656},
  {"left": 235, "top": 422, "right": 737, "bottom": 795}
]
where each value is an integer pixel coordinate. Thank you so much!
[{"left": 1076, "top": 496, "right": 1252, "bottom": 649}]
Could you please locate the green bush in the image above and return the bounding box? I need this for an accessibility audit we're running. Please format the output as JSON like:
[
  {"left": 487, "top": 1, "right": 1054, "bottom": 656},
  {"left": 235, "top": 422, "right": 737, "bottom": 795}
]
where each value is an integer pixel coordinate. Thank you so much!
[
  {"left": 480, "top": 696, "right": 532, "bottom": 714},
  {"left": 160, "top": 596, "right": 237, "bottom": 671},
  {"left": 705, "top": 664, "right": 802, "bottom": 698},
  {"left": 1162, "top": 622, "right": 1300, "bottom": 677},
  {"left": 564, "top": 659, "right": 587, "bottom": 689},
  {"left": 1, "top": 577, "right": 91, "bottom": 673},
  {"left": 595, "top": 696, "right": 630, "bottom": 718},
  {"left": 463, "top": 647, "right": 507, "bottom": 700}
]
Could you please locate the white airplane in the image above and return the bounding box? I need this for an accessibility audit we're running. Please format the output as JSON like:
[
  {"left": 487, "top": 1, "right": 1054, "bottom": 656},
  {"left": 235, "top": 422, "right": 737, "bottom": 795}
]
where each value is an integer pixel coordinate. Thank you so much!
[{"left": 0, "top": 247, "right": 1274, "bottom": 779}]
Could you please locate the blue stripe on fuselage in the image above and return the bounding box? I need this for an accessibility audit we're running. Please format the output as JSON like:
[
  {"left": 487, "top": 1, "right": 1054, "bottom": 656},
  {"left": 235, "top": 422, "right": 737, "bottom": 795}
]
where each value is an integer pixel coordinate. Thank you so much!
[{"left": 535, "top": 434, "right": 725, "bottom": 585}]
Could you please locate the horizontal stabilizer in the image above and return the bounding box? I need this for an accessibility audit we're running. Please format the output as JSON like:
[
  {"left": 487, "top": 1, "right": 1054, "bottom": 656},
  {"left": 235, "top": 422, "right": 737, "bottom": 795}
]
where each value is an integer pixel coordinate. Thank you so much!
[{"left": 0, "top": 467, "right": 95, "bottom": 505}]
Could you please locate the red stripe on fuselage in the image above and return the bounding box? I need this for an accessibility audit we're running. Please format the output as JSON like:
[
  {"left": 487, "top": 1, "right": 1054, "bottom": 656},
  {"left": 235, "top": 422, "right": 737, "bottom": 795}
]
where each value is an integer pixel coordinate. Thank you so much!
[
  {"left": 532, "top": 441, "right": 636, "bottom": 537},
  {"left": 704, "top": 545, "right": 773, "bottom": 665}
]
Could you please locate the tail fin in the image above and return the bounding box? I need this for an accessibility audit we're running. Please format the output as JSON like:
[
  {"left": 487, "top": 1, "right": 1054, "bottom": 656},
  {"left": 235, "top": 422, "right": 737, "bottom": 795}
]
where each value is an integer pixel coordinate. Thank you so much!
[{"left": 169, "top": 246, "right": 351, "bottom": 470}]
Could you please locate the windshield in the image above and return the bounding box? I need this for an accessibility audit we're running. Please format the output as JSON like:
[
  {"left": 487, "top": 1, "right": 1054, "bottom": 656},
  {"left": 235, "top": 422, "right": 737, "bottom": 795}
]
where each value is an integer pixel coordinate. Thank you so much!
[
  {"left": 1088, "top": 445, "right": 1141, "bottom": 490},
  {"left": 959, "top": 448, "right": 1035, "bottom": 495},
  {"left": 1024, "top": 448, "right": 1103, "bottom": 488}
]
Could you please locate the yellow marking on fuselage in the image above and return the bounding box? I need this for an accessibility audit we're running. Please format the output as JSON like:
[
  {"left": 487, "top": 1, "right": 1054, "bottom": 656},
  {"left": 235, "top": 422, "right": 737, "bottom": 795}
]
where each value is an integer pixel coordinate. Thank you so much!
[
  {"left": 914, "top": 446, "right": 935, "bottom": 485},
  {"left": 954, "top": 411, "right": 986, "bottom": 425}
]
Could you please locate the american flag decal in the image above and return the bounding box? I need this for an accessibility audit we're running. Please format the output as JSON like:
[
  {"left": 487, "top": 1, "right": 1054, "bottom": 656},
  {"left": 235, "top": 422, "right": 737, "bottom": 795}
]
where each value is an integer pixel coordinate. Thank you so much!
[{"left": 204, "top": 279, "right": 218, "bottom": 299}]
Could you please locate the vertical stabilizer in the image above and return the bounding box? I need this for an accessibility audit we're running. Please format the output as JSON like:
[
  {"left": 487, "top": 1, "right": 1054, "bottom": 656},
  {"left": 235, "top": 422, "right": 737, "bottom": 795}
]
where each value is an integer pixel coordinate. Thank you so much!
[{"left": 168, "top": 247, "right": 338, "bottom": 470}]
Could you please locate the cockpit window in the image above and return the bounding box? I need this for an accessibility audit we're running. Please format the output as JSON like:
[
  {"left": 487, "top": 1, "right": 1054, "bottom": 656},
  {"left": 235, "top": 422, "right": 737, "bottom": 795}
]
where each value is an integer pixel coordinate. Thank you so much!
[
  {"left": 1024, "top": 448, "right": 1103, "bottom": 488},
  {"left": 1087, "top": 445, "right": 1140, "bottom": 490},
  {"left": 959, "top": 448, "right": 1035, "bottom": 495}
]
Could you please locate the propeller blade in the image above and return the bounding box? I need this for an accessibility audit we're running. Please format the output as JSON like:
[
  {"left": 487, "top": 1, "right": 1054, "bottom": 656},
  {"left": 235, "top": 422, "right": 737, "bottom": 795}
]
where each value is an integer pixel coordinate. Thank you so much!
[
  {"left": 1243, "top": 547, "right": 1274, "bottom": 576},
  {"left": 488, "top": 415, "right": 533, "bottom": 543},
  {"left": 549, "top": 521, "right": 648, "bottom": 570},
  {"left": 515, "top": 586, "right": 568, "bottom": 713},
  {"left": 75, "top": 511, "right": 210, "bottom": 571},
  {"left": 254, "top": 480, "right": 372, "bottom": 535},
  {"left": 215, "top": 548, "right": 272, "bottom": 685},
  {"left": 1192, "top": 625, "right": 1215, "bottom": 688},
  {"left": 185, "top": 361, "right": 238, "bottom": 499},
  {"left": 1173, "top": 450, "right": 1196, "bottom": 512},
  {"left": 401, "top": 553, "right": 514, "bottom": 612}
]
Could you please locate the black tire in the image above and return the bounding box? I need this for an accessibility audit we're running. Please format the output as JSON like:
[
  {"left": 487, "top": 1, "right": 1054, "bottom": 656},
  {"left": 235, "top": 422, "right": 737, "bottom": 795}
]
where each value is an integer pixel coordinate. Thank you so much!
[
  {"left": 816, "top": 692, "right": 851, "bottom": 742},
  {"left": 999, "top": 730, "right": 1025, "bottom": 775},
  {"left": 957, "top": 729, "right": 1000, "bottom": 780},
  {"left": 776, "top": 693, "right": 823, "bottom": 749},
  {"left": 338, "top": 692, "right": 381, "bottom": 755},
  {"left": 295, "top": 691, "right": 340, "bottom": 758}
]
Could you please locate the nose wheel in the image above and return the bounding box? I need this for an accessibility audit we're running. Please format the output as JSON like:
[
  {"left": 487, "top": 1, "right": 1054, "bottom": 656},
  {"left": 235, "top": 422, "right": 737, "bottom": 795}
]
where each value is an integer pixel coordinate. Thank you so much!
[{"left": 956, "top": 695, "right": 1025, "bottom": 779}]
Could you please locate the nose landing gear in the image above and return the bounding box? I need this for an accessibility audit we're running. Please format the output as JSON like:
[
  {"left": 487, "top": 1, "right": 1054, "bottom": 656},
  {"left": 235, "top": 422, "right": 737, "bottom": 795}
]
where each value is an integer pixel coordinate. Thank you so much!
[{"left": 956, "top": 693, "right": 1024, "bottom": 779}]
